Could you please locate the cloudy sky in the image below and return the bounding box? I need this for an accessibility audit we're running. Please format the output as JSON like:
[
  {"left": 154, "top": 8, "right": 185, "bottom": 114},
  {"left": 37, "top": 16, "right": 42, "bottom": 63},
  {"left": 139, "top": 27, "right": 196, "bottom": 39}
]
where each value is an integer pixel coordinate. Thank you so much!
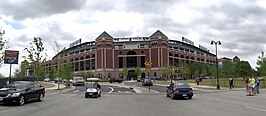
[{"left": 0, "top": 0, "right": 266, "bottom": 76}]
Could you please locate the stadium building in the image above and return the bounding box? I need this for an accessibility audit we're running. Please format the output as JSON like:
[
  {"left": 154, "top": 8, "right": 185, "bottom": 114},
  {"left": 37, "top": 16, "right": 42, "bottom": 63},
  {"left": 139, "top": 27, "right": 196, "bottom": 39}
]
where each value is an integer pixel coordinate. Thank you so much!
[{"left": 43, "top": 30, "right": 216, "bottom": 80}]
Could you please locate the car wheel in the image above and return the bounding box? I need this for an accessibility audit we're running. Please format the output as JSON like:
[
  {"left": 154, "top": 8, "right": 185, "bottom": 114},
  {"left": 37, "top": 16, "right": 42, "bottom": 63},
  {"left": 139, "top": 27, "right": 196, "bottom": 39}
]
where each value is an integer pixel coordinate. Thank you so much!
[
  {"left": 98, "top": 92, "right": 101, "bottom": 97},
  {"left": 38, "top": 93, "right": 44, "bottom": 102},
  {"left": 85, "top": 95, "right": 88, "bottom": 98},
  {"left": 188, "top": 96, "right": 192, "bottom": 99},
  {"left": 18, "top": 96, "right": 25, "bottom": 106},
  {"left": 171, "top": 93, "right": 175, "bottom": 100}
]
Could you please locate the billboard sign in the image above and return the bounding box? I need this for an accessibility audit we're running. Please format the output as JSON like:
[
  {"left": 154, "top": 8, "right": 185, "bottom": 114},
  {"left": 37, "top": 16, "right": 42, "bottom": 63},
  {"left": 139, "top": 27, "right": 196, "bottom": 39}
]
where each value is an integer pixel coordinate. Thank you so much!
[
  {"left": 69, "top": 39, "right": 81, "bottom": 48},
  {"left": 4, "top": 50, "right": 19, "bottom": 64},
  {"left": 182, "top": 37, "right": 194, "bottom": 46}
]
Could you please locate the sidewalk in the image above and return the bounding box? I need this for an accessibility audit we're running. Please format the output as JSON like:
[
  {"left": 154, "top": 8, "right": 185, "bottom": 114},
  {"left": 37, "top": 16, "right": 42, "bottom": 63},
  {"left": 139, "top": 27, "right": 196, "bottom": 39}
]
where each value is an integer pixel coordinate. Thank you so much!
[
  {"left": 188, "top": 82, "right": 246, "bottom": 91},
  {"left": 153, "top": 80, "right": 246, "bottom": 91}
]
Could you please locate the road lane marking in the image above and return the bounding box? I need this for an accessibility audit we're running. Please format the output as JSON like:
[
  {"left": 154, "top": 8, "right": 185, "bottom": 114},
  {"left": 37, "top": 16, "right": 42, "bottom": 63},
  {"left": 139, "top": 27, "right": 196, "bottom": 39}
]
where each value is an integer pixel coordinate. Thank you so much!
[
  {"left": 0, "top": 109, "right": 15, "bottom": 113},
  {"left": 246, "top": 107, "right": 266, "bottom": 112},
  {"left": 108, "top": 86, "right": 114, "bottom": 94}
]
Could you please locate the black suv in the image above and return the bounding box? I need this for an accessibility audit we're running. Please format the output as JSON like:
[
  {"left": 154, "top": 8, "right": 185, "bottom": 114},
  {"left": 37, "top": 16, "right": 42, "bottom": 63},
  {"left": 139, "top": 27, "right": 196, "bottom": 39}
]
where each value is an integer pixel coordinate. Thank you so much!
[{"left": 0, "top": 81, "right": 45, "bottom": 106}]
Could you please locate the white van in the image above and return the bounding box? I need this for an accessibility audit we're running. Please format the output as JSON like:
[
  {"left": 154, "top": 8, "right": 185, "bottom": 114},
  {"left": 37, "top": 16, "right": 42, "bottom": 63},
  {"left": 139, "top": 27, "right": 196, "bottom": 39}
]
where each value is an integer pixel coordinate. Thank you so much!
[{"left": 71, "top": 77, "right": 85, "bottom": 86}]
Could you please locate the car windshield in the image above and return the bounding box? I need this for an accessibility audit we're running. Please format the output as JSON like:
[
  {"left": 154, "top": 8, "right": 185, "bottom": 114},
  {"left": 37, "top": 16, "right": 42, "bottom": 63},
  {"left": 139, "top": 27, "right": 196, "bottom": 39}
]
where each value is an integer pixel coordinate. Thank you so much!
[
  {"left": 8, "top": 82, "right": 27, "bottom": 89},
  {"left": 174, "top": 83, "right": 190, "bottom": 88},
  {"left": 75, "top": 78, "right": 83, "bottom": 80}
]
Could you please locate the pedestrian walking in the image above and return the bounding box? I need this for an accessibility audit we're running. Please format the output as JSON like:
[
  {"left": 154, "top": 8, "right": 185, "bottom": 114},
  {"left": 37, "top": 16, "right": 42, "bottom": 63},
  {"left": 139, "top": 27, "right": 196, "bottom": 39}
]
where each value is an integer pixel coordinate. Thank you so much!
[
  {"left": 195, "top": 78, "right": 200, "bottom": 85},
  {"left": 256, "top": 77, "right": 260, "bottom": 94},
  {"left": 245, "top": 77, "right": 250, "bottom": 93},
  {"left": 229, "top": 77, "right": 234, "bottom": 89},
  {"left": 249, "top": 76, "right": 256, "bottom": 95}
]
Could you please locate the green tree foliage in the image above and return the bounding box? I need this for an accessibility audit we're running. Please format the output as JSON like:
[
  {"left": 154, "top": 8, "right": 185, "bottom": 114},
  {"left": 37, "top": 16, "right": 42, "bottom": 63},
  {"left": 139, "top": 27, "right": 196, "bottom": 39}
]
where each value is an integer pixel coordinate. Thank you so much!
[
  {"left": 220, "top": 60, "right": 236, "bottom": 78},
  {"left": 0, "top": 31, "right": 7, "bottom": 66},
  {"left": 14, "top": 60, "right": 29, "bottom": 78},
  {"left": 235, "top": 61, "right": 252, "bottom": 77},
  {"left": 257, "top": 52, "right": 266, "bottom": 76},
  {"left": 24, "top": 37, "right": 46, "bottom": 80},
  {"left": 48, "top": 67, "right": 56, "bottom": 79},
  {"left": 209, "top": 64, "right": 216, "bottom": 77},
  {"left": 161, "top": 65, "right": 171, "bottom": 78},
  {"left": 87, "top": 71, "right": 91, "bottom": 78},
  {"left": 58, "top": 60, "right": 73, "bottom": 81},
  {"left": 134, "top": 67, "right": 141, "bottom": 78},
  {"left": 123, "top": 68, "right": 128, "bottom": 78}
]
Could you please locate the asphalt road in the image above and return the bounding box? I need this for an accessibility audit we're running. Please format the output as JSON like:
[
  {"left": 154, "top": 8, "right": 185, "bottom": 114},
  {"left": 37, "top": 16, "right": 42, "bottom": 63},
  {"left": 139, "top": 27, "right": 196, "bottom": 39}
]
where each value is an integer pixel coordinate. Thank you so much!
[
  {"left": 126, "top": 81, "right": 167, "bottom": 93},
  {"left": 1, "top": 84, "right": 266, "bottom": 116},
  {"left": 65, "top": 85, "right": 135, "bottom": 94}
]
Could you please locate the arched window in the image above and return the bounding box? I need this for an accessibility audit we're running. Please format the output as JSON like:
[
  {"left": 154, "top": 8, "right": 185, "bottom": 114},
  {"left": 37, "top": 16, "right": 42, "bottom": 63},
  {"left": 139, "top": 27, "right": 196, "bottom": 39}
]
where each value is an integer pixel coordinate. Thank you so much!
[
  {"left": 86, "top": 55, "right": 90, "bottom": 59},
  {"left": 169, "top": 53, "right": 173, "bottom": 56}
]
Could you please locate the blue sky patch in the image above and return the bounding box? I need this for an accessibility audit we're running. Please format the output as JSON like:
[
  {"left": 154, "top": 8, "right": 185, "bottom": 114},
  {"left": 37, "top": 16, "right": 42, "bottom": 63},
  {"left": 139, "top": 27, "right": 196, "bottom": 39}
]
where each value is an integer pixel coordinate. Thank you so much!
[
  {"left": 75, "top": 19, "right": 97, "bottom": 24},
  {"left": 4, "top": 21, "right": 26, "bottom": 30}
]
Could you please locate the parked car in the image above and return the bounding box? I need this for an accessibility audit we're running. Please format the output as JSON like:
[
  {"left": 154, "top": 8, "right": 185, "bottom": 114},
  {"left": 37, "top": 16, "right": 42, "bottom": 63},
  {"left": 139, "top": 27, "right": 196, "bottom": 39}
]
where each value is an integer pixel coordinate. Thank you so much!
[
  {"left": 72, "top": 77, "right": 85, "bottom": 86},
  {"left": 54, "top": 77, "right": 62, "bottom": 83},
  {"left": 176, "top": 77, "right": 184, "bottom": 80},
  {"left": 85, "top": 78, "right": 101, "bottom": 98},
  {"left": 142, "top": 78, "right": 153, "bottom": 86},
  {"left": 203, "top": 76, "right": 210, "bottom": 79},
  {"left": 0, "top": 81, "right": 45, "bottom": 106},
  {"left": 166, "top": 82, "right": 193, "bottom": 99},
  {"left": 44, "top": 78, "right": 50, "bottom": 82}
]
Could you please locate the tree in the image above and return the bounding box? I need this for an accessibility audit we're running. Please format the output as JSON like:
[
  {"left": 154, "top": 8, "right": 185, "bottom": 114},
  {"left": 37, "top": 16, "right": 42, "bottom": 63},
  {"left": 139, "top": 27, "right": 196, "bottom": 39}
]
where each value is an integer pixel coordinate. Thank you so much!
[
  {"left": 58, "top": 60, "right": 73, "bottom": 81},
  {"left": 0, "top": 29, "right": 7, "bottom": 67},
  {"left": 123, "top": 68, "right": 128, "bottom": 79},
  {"left": 209, "top": 64, "right": 216, "bottom": 78},
  {"left": 235, "top": 61, "right": 252, "bottom": 77},
  {"left": 24, "top": 37, "right": 46, "bottom": 80},
  {"left": 134, "top": 67, "right": 141, "bottom": 78},
  {"left": 48, "top": 67, "right": 56, "bottom": 79},
  {"left": 257, "top": 52, "right": 266, "bottom": 76},
  {"left": 161, "top": 65, "right": 171, "bottom": 79},
  {"left": 220, "top": 60, "right": 236, "bottom": 78},
  {"left": 87, "top": 71, "right": 91, "bottom": 78}
]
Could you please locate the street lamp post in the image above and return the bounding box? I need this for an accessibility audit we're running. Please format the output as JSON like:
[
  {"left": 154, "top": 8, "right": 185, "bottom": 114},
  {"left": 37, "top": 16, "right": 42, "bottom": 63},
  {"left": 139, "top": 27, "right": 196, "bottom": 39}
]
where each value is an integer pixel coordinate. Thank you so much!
[{"left": 211, "top": 40, "right": 221, "bottom": 89}]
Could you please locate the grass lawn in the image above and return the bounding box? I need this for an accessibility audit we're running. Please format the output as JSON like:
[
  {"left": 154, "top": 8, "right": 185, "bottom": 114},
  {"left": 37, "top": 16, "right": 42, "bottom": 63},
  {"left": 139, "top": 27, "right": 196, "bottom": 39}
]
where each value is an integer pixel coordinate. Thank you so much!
[
  {"left": 200, "top": 78, "right": 266, "bottom": 88},
  {"left": 155, "top": 78, "right": 266, "bottom": 88}
]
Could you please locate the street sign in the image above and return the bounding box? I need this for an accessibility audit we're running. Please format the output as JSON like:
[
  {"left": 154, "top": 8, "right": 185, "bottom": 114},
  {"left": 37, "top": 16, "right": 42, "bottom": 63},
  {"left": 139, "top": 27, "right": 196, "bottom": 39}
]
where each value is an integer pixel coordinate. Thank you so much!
[
  {"left": 144, "top": 60, "right": 152, "bottom": 68},
  {"left": 218, "top": 60, "right": 223, "bottom": 68},
  {"left": 145, "top": 67, "right": 151, "bottom": 73},
  {"left": 4, "top": 50, "right": 19, "bottom": 64},
  {"left": 144, "top": 60, "right": 152, "bottom": 73}
]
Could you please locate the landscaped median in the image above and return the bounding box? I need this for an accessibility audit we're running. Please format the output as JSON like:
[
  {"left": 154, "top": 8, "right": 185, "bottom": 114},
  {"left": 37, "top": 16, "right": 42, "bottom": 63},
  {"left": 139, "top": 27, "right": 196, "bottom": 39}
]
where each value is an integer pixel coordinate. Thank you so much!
[{"left": 39, "top": 81, "right": 55, "bottom": 88}]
